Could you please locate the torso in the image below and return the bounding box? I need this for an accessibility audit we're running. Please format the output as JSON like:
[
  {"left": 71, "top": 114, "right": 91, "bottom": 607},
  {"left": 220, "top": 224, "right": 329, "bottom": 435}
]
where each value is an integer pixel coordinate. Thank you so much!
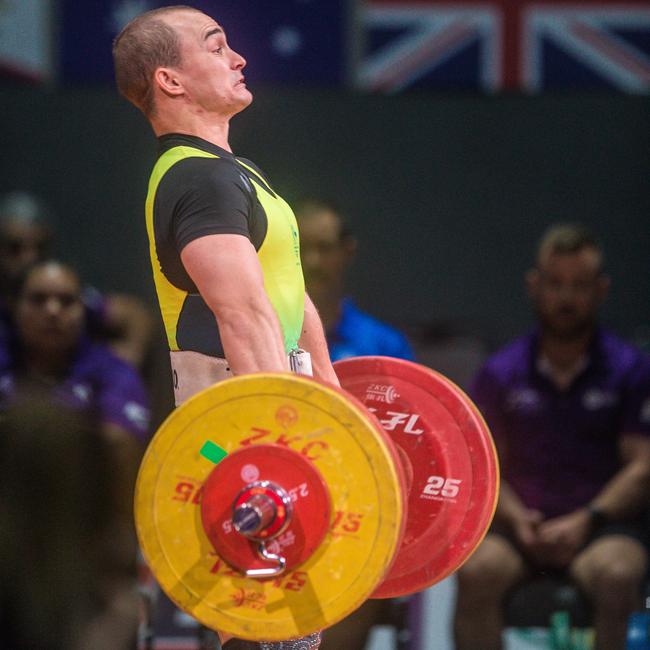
[{"left": 146, "top": 134, "right": 304, "bottom": 357}]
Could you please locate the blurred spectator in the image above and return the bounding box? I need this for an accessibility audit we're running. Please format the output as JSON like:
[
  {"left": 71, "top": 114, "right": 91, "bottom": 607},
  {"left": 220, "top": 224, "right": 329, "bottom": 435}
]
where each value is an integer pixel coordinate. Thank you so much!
[
  {"left": 0, "top": 190, "right": 155, "bottom": 369},
  {"left": 0, "top": 259, "right": 150, "bottom": 605},
  {"left": 454, "top": 224, "right": 650, "bottom": 650},
  {"left": 0, "top": 399, "right": 140, "bottom": 650},
  {"left": 295, "top": 198, "right": 413, "bottom": 649},
  {"left": 295, "top": 198, "right": 414, "bottom": 362},
  {"left": 0, "top": 258, "right": 150, "bottom": 442}
]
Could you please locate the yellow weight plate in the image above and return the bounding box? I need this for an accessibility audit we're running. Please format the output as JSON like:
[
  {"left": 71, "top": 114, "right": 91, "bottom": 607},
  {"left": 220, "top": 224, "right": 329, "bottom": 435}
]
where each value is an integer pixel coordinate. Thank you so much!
[{"left": 135, "top": 373, "right": 404, "bottom": 641}]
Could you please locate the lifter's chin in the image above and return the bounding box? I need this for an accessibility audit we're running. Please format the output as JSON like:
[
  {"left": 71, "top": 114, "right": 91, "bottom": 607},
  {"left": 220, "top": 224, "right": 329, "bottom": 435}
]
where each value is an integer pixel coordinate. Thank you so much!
[{"left": 236, "top": 87, "right": 254, "bottom": 109}]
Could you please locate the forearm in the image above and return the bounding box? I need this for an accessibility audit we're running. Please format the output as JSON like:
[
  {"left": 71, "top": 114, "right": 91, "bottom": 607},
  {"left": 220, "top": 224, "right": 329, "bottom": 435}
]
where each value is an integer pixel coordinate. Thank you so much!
[
  {"left": 496, "top": 480, "right": 532, "bottom": 526},
  {"left": 299, "top": 294, "right": 339, "bottom": 385},
  {"left": 589, "top": 459, "right": 650, "bottom": 520},
  {"left": 217, "top": 301, "right": 289, "bottom": 374},
  {"left": 181, "top": 235, "right": 290, "bottom": 375}
]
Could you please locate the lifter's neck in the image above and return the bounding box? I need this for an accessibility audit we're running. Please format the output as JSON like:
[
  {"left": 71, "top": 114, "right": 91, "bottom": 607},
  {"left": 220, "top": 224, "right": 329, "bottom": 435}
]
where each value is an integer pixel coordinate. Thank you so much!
[{"left": 151, "top": 110, "right": 232, "bottom": 152}]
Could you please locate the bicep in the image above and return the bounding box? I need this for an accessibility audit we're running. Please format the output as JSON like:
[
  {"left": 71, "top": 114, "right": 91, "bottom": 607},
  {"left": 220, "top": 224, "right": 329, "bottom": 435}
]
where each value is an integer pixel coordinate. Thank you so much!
[{"left": 181, "top": 234, "right": 268, "bottom": 314}]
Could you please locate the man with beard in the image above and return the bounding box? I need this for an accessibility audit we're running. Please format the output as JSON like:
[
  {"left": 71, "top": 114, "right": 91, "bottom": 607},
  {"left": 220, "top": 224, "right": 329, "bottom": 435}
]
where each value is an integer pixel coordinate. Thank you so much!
[{"left": 454, "top": 224, "right": 650, "bottom": 650}]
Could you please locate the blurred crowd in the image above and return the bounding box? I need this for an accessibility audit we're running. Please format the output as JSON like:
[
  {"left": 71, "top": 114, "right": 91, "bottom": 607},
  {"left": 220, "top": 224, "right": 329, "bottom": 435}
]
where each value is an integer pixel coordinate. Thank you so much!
[
  {"left": 0, "top": 191, "right": 155, "bottom": 649},
  {"left": 1, "top": 190, "right": 649, "bottom": 650}
]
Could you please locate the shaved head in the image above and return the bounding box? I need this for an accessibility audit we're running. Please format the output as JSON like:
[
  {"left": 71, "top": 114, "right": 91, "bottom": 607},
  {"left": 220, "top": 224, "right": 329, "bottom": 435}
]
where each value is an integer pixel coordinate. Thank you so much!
[{"left": 112, "top": 5, "right": 202, "bottom": 116}]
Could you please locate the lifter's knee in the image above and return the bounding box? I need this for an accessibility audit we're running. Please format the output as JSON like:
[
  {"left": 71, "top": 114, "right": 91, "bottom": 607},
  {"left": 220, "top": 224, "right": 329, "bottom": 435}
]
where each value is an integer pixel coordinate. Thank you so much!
[{"left": 456, "top": 534, "right": 527, "bottom": 607}]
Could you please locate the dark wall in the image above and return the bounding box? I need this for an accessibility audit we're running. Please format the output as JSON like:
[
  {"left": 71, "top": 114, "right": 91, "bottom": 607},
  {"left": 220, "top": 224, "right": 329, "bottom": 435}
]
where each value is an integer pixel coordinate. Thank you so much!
[{"left": 2, "top": 86, "right": 649, "bottom": 347}]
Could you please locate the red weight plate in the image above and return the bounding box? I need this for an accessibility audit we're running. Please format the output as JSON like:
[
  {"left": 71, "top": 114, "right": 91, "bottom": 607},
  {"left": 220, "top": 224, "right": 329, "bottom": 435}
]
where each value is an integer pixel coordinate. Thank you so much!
[
  {"left": 201, "top": 445, "right": 331, "bottom": 574},
  {"left": 334, "top": 356, "right": 499, "bottom": 598}
]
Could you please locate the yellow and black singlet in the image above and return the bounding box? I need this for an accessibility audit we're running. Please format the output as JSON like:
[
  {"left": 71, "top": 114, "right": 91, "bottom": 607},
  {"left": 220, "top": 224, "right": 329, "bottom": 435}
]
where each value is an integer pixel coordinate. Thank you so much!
[{"left": 145, "top": 134, "right": 304, "bottom": 357}]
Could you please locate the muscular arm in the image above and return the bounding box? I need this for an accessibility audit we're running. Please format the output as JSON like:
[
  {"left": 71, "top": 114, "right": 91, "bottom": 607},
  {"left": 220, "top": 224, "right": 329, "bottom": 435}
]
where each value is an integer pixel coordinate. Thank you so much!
[
  {"left": 588, "top": 433, "right": 650, "bottom": 519},
  {"left": 181, "top": 234, "right": 289, "bottom": 374},
  {"left": 299, "top": 292, "right": 340, "bottom": 386}
]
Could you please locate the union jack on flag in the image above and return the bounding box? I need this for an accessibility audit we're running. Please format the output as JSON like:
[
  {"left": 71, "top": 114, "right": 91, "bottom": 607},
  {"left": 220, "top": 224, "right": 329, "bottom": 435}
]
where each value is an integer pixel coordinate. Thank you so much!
[{"left": 356, "top": 0, "right": 650, "bottom": 93}]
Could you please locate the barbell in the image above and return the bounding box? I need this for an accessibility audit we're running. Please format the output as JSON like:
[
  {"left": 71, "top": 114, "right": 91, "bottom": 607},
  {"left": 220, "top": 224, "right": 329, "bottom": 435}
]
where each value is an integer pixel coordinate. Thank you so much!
[{"left": 134, "top": 356, "right": 499, "bottom": 641}]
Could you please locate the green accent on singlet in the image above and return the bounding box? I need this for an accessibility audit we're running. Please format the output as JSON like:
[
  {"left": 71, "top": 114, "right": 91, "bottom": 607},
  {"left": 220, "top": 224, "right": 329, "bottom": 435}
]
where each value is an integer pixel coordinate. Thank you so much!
[{"left": 145, "top": 145, "right": 304, "bottom": 354}]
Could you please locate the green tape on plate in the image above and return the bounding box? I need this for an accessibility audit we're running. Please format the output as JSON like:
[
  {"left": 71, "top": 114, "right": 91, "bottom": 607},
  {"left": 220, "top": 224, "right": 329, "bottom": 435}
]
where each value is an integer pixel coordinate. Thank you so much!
[{"left": 200, "top": 440, "right": 228, "bottom": 465}]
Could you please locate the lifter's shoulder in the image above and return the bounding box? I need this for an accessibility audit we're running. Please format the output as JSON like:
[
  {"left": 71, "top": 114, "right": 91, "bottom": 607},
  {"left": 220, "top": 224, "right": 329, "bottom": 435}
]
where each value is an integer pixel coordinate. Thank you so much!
[
  {"left": 160, "top": 154, "right": 242, "bottom": 188},
  {"left": 155, "top": 155, "right": 252, "bottom": 211}
]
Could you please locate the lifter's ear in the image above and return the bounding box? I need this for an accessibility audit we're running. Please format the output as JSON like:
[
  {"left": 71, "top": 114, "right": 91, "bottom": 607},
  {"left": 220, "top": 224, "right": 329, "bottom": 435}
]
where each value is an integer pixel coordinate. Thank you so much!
[{"left": 153, "top": 67, "right": 185, "bottom": 97}]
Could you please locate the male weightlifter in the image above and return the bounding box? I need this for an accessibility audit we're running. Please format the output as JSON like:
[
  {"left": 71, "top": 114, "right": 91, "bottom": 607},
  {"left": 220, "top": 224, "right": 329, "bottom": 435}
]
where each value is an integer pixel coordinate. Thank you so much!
[{"left": 113, "top": 5, "right": 338, "bottom": 649}]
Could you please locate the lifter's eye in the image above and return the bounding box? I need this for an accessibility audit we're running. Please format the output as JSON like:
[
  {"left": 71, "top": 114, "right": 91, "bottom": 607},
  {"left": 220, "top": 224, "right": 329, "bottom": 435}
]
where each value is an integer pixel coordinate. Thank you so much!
[{"left": 213, "top": 46, "right": 223, "bottom": 54}]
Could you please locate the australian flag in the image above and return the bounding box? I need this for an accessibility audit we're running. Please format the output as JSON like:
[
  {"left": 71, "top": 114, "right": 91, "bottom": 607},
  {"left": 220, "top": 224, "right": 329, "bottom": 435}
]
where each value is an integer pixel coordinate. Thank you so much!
[
  {"left": 59, "top": 0, "right": 347, "bottom": 85},
  {"left": 357, "top": 0, "right": 650, "bottom": 93}
]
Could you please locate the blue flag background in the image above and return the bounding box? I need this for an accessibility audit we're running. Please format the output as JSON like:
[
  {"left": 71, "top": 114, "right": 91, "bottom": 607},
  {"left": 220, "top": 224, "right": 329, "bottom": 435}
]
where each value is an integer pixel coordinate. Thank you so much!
[
  {"left": 59, "top": 0, "right": 347, "bottom": 85},
  {"left": 45, "top": 0, "right": 650, "bottom": 93}
]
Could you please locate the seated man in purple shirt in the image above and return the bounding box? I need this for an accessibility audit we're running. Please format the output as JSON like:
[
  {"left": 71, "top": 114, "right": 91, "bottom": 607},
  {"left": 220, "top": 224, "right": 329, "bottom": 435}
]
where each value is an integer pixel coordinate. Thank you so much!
[
  {"left": 0, "top": 259, "right": 151, "bottom": 648},
  {"left": 454, "top": 224, "right": 650, "bottom": 650}
]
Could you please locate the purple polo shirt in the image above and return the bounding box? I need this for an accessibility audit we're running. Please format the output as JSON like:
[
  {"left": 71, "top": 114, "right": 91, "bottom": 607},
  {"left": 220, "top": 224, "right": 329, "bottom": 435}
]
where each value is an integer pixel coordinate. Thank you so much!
[
  {"left": 0, "top": 338, "right": 151, "bottom": 442},
  {"left": 471, "top": 329, "right": 650, "bottom": 518}
]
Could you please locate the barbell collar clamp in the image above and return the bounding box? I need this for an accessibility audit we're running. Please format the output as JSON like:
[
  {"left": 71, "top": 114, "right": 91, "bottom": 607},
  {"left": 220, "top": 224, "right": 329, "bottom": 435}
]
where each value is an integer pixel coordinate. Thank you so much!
[{"left": 244, "top": 541, "right": 288, "bottom": 578}]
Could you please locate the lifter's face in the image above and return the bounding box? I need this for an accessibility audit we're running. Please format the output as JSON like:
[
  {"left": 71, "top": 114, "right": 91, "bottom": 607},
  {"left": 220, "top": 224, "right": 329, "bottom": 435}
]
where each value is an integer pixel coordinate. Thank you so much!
[
  {"left": 160, "top": 10, "right": 252, "bottom": 117},
  {"left": 527, "top": 248, "right": 608, "bottom": 339}
]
